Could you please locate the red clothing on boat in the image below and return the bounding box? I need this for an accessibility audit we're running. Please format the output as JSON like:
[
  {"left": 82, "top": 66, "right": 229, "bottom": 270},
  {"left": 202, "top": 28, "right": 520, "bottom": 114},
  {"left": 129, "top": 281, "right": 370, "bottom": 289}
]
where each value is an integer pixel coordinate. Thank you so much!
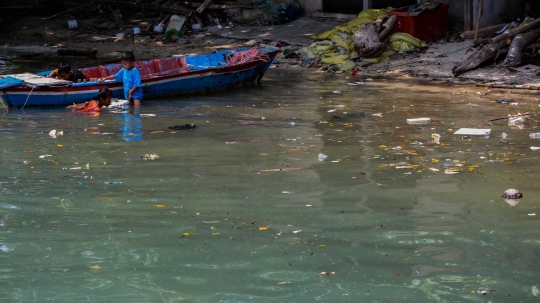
[{"left": 79, "top": 100, "right": 101, "bottom": 112}]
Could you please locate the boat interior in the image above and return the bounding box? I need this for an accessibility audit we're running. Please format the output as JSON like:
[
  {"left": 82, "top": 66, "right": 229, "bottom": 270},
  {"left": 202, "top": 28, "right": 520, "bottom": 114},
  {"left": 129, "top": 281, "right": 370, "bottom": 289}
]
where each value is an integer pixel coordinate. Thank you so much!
[{"left": 79, "top": 51, "right": 232, "bottom": 80}]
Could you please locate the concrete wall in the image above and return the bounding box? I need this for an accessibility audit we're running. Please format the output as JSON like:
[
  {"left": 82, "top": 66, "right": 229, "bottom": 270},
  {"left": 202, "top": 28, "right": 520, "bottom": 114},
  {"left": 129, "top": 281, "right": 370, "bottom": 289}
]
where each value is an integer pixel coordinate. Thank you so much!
[
  {"left": 299, "top": 0, "right": 321, "bottom": 12},
  {"left": 435, "top": 0, "right": 464, "bottom": 32},
  {"left": 474, "top": 0, "right": 526, "bottom": 28}
]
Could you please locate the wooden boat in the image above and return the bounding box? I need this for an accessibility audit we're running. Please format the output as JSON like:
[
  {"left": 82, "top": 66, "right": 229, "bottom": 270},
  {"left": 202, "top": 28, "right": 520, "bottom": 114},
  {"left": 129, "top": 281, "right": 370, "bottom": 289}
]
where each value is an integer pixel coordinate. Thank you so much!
[{"left": 0, "top": 47, "right": 278, "bottom": 107}]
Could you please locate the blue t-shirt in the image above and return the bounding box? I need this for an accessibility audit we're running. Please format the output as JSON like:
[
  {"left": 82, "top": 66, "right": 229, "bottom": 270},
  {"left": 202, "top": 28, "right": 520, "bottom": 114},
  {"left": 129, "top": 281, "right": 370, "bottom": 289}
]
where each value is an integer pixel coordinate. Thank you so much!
[{"left": 114, "top": 68, "right": 143, "bottom": 100}]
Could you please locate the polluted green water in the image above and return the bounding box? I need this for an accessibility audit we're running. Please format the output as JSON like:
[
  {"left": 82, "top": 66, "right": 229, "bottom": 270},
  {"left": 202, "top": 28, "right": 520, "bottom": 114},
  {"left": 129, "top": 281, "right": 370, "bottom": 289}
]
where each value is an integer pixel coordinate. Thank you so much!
[{"left": 2, "top": 62, "right": 540, "bottom": 302}]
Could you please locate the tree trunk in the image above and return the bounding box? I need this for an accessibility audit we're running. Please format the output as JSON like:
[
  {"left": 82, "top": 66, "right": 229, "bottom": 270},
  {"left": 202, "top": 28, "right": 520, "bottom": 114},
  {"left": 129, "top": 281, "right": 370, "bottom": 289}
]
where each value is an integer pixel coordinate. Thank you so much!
[
  {"left": 501, "top": 28, "right": 540, "bottom": 67},
  {"left": 452, "top": 40, "right": 508, "bottom": 76},
  {"left": 460, "top": 23, "right": 506, "bottom": 39},
  {"left": 378, "top": 15, "right": 397, "bottom": 41},
  {"left": 354, "top": 23, "right": 387, "bottom": 58},
  {"left": 491, "top": 17, "right": 540, "bottom": 44}
]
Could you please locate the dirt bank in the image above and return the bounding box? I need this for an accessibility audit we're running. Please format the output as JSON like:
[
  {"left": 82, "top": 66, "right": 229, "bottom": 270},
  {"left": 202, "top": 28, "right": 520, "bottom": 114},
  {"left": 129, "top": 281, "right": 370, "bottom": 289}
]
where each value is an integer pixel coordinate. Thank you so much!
[{"left": 1, "top": 10, "right": 539, "bottom": 89}]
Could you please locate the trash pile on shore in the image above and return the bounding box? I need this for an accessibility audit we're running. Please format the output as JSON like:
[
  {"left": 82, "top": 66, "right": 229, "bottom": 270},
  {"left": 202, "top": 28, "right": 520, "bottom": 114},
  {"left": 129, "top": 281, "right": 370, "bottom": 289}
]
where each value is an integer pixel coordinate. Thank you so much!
[{"left": 291, "top": 8, "right": 427, "bottom": 73}]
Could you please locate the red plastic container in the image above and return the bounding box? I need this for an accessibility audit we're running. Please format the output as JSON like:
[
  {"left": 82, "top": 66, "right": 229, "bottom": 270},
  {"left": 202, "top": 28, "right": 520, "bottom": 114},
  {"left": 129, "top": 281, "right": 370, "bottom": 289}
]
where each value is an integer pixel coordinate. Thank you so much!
[{"left": 387, "top": 4, "right": 449, "bottom": 42}]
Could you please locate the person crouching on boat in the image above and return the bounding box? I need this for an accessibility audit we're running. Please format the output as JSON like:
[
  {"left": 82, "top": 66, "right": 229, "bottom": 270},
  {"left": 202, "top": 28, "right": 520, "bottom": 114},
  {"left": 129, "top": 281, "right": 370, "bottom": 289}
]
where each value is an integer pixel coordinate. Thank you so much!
[
  {"left": 98, "top": 51, "right": 143, "bottom": 107},
  {"left": 47, "top": 63, "right": 87, "bottom": 82},
  {"left": 68, "top": 88, "right": 112, "bottom": 112}
]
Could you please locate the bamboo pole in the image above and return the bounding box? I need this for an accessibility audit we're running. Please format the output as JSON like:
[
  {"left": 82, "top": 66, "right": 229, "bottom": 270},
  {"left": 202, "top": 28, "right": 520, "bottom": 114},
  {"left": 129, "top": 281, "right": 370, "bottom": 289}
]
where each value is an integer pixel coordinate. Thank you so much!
[
  {"left": 474, "top": 0, "right": 484, "bottom": 42},
  {"left": 196, "top": 0, "right": 214, "bottom": 14}
]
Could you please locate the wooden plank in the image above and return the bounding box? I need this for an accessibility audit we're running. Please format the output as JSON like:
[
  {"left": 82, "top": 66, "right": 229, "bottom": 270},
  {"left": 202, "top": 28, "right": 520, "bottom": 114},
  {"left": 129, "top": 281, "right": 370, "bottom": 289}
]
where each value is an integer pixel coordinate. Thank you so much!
[
  {"left": 45, "top": 1, "right": 95, "bottom": 20},
  {"left": 464, "top": 0, "right": 472, "bottom": 32},
  {"left": 311, "top": 12, "right": 356, "bottom": 21},
  {"left": 474, "top": 0, "right": 484, "bottom": 41},
  {"left": 196, "top": 0, "right": 213, "bottom": 14}
]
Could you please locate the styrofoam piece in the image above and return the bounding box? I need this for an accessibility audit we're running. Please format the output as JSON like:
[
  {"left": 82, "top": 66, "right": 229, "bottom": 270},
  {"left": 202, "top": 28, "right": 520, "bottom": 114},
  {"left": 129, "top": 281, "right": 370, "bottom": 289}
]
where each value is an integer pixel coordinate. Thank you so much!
[
  {"left": 454, "top": 128, "right": 491, "bottom": 135},
  {"left": 407, "top": 117, "right": 431, "bottom": 124},
  {"left": 106, "top": 99, "right": 129, "bottom": 108}
]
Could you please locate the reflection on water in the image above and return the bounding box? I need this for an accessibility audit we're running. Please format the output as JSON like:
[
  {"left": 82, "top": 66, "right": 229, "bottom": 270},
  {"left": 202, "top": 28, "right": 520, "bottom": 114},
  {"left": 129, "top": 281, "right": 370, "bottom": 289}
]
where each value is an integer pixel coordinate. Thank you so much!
[
  {"left": 117, "top": 108, "right": 143, "bottom": 142},
  {"left": 2, "top": 65, "right": 540, "bottom": 302}
]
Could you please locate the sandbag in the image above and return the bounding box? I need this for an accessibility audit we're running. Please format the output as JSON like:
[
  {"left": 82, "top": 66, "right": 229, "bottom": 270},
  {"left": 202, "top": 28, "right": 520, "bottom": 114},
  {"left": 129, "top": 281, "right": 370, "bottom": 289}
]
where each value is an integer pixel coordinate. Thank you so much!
[
  {"left": 360, "top": 50, "right": 395, "bottom": 63},
  {"left": 321, "top": 54, "right": 350, "bottom": 64},
  {"left": 387, "top": 32, "right": 426, "bottom": 53}
]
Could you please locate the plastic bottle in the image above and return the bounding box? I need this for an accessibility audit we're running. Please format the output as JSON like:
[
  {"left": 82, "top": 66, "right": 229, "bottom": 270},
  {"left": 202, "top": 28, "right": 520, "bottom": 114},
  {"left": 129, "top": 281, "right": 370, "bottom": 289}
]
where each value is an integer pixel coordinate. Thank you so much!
[
  {"left": 530, "top": 133, "right": 540, "bottom": 139},
  {"left": 104, "top": 181, "right": 122, "bottom": 184}
]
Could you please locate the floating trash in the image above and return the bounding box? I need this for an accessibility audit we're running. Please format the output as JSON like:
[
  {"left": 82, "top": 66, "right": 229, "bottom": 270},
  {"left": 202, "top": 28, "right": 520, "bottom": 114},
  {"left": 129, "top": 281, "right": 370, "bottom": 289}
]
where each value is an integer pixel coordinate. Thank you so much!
[
  {"left": 141, "top": 153, "right": 159, "bottom": 160},
  {"left": 454, "top": 128, "right": 491, "bottom": 135},
  {"left": 444, "top": 167, "right": 462, "bottom": 174},
  {"left": 49, "top": 129, "right": 63, "bottom": 138},
  {"left": 407, "top": 118, "right": 431, "bottom": 125},
  {"left": 168, "top": 124, "right": 196, "bottom": 130},
  {"left": 502, "top": 188, "right": 522, "bottom": 206},
  {"left": 502, "top": 188, "right": 522, "bottom": 199},
  {"left": 318, "top": 153, "right": 328, "bottom": 161}
]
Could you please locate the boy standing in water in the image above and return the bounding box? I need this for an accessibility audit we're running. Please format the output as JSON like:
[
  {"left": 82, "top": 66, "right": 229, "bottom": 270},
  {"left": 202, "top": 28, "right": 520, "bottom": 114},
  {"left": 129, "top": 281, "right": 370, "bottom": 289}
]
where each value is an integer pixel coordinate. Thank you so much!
[{"left": 99, "top": 51, "right": 143, "bottom": 107}]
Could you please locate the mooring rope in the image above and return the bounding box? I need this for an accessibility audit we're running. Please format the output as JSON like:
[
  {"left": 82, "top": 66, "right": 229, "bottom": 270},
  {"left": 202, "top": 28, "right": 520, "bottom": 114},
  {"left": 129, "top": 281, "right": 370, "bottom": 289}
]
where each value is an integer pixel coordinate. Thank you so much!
[{"left": 22, "top": 85, "right": 36, "bottom": 110}]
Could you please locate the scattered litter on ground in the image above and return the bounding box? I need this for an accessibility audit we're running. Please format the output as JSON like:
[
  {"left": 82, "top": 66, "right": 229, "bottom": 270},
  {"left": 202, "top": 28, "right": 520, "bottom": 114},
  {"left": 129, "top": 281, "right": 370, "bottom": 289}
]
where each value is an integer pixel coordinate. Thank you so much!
[
  {"left": 332, "top": 90, "right": 341, "bottom": 94},
  {"left": 140, "top": 114, "right": 156, "bottom": 117},
  {"left": 318, "top": 153, "right": 328, "bottom": 161}
]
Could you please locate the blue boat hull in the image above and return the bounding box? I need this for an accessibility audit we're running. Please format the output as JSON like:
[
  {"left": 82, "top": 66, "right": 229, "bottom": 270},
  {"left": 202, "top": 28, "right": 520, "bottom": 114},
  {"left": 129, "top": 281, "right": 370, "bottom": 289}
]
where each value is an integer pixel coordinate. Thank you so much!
[{"left": 0, "top": 49, "right": 276, "bottom": 107}]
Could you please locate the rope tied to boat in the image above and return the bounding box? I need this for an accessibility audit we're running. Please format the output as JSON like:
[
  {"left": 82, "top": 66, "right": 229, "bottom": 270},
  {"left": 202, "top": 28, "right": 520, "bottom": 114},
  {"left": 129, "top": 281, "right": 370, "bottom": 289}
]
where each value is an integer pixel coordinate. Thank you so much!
[
  {"left": 225, "top": 48, "right": 270, "bottom": 66},
  {"left": 22, "top": 85, "right": 36, "bottom": 110}
]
